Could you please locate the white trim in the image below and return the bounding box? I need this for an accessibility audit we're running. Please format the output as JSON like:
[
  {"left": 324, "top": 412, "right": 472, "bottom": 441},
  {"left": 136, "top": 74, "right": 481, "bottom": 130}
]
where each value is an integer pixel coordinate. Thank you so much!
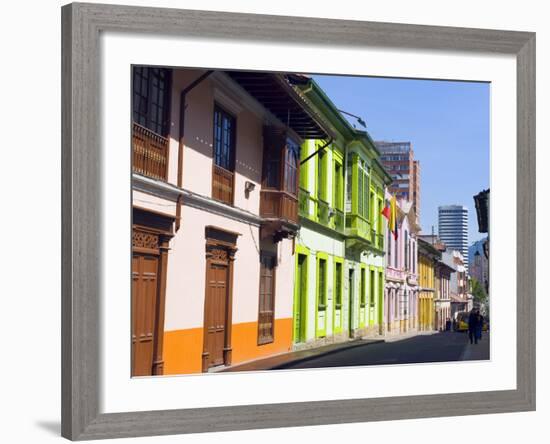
[
  {"left": 132, "top": 173, "right": 262, "bottom": 227},
  {"left": 213, "top": 86, "right": 244, "bottom": 115}
]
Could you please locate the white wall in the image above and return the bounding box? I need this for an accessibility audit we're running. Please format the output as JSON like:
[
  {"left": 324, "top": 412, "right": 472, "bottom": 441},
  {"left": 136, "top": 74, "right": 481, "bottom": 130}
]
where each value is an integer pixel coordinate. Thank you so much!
[{"left": 2, "top": 1, "right": 547, "bottom": 444}]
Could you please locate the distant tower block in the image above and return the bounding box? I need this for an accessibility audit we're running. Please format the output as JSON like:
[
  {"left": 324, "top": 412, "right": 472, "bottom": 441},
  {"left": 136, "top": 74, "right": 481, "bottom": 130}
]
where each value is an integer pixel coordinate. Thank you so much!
[
  {"left": 375, "top": 141, "right": 420, "bottom": 221},
  {"left": 438, "top": 205, "right": 469, "bottom": 271}
]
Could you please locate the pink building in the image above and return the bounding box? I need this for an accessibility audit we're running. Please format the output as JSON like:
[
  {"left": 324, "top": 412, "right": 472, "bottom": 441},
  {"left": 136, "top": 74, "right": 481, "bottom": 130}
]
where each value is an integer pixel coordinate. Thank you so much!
[{"left": 384, "top": 196, "right": 420, "bottom": 334}]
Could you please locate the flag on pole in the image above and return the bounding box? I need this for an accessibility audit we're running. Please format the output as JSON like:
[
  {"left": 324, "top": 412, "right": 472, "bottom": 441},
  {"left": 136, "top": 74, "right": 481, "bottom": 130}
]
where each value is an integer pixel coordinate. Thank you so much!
[
  {"left": 389, "top": 194, "right": 398, "bottom": 240},
  {"left": 381, "top": 200, "right": 391, "bottom": 221}
]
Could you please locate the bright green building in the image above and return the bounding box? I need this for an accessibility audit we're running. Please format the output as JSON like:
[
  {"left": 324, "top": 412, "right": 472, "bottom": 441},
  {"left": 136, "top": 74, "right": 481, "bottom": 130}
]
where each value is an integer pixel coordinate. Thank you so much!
[{"left": 289, "top": 75, "right": 392, "bottom": 347}]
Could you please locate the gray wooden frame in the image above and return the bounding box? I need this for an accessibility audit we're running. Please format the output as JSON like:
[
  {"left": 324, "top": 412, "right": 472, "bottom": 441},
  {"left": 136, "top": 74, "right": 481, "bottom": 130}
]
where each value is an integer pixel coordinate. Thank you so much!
[{"left": 61, "top": 2, "right": 535, "bottom": 440}]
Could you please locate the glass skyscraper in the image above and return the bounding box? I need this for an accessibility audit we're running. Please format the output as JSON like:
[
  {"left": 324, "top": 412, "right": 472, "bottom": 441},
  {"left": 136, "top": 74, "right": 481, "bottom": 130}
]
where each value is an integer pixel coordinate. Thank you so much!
[{"left": 438, "top": 205, "right": 469, "bottom": 271}]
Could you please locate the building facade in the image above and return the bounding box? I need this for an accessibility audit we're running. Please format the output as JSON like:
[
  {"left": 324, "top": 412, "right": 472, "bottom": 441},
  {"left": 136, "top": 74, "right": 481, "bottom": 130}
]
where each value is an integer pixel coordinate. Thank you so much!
[
  {"left": 469, "top": 238, "right": 489, "bottom": 293},
  {"left": 131, "top": 67, "right": 331, "bottom": 375},
  {"left": 438, "top": 205, "right": 469, "bottom": 271},
  {"left": 434, "top": 255, "right": 455, "bottom": 331},
  {"left": 417, "top": 238, "right": 440, "bottom": 331},
  {"left": 375, "top": 141, "right": 421, "bottom": 220},
  {"left": 384, "top": 197, "right": 420, "bottom": 334},
  {"left": 447, "top": 250, "right": 473, "bottom": 318},
  {"left": 290, "top": 76, "right": 391, "bottom": 347}
]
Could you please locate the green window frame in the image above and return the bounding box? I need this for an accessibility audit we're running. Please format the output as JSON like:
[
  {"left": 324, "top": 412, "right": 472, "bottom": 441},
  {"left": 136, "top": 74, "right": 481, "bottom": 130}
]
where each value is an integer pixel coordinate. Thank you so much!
[
  {"left": 317, "top": 257, "right": 327, "bottom": 309},
  {"left": 378, "top": 270, "right": 384, "bottom": 317},
  {"left": 369, "top": 189, "right": 376, "bottom": 226},
  {"left": 316, "top": 142, "right": 328, "bottom": 201},
  {"left": 345, "top": 155, "right": 353, "bottom": 212},
  {"left": 333, "top": 160, "right": 343, "bottom": 210},
  {"left": 377, "top": 196, "right": 384, "bottom": 233},
  {"left": 299, "top": 141, "right": 309, "bottom": 189},
  {"left": 370, "top": 268, "right": 376, "bottom": 306},
  {"left": 334, "top": 261, "right": 343, "bottom": 308},
  {"left": 357, "top": 160, "right": 368, "bottom": 219},
  {"left": 360, "top": 266, "right": 366, "bottom": 307}
]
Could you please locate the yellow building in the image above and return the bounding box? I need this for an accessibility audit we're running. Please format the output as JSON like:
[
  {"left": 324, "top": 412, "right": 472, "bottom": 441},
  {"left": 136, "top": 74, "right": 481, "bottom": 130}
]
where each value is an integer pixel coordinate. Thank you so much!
[{"left": 418, "top": 238, "right": 441, "bottom": 331}]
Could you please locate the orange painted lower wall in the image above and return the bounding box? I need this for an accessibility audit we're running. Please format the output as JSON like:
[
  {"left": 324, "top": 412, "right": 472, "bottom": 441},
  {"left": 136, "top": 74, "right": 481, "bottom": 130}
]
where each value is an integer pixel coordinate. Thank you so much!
[
  {"left": 231, "top": 318, "right": 293, "bottom": 364},
  {"left": 163, "top": 318, "right": 293, "bottom": 375},
  {"left": 163, "top": 327, "right": 204, "bottom": 375}
]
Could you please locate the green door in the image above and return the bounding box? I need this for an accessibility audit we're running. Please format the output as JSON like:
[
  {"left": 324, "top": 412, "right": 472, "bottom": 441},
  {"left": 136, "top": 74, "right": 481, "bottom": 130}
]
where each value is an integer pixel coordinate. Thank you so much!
[
  {"left": 294, "top": 254, "right": 307, "bottom": 343},
  {"left": 348, "top": 268, "right": 354, "bottom": 336}
]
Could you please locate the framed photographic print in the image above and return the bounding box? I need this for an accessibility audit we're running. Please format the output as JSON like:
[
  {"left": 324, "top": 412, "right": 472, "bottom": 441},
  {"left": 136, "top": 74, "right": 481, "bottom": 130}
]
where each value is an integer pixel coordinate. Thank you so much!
[{"left": 61, "top": 2, "right": 535, "bottom": 440}]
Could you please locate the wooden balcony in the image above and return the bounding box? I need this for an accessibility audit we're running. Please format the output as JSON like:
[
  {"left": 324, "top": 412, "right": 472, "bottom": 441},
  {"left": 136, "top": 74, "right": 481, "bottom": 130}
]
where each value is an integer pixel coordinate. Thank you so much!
[
  {"left": 212, "top": 164, "right": 234, "bottom": 205},
  {"left": 132, "top": 122, "right": 169, "bottom": 181},
  {"left": 260, "top": 190, "right": 298, "bottom": 224}
]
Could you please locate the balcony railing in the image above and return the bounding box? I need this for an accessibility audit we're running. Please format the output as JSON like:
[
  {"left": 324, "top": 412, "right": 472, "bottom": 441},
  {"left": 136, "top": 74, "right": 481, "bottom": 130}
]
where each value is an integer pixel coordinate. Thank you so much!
[
  {"left": 333, "top": 208, "right": 344, "bottom": 232},
  {"left": 212, "top": 164, "right": 234, "bottom": 205},
  {"left": 377, "top": 233, "right": 385, "bottom": 250},
  {"left": 298, "top": 187, "right": 310, "bottom": 217},
  {"left": 345, "top": 213, "right": 371, "bottom": 241},
  {"left": 317, "top": 199, "right": 330, "bottom": 225},
  {"left": 260, "top": 190, "right": 298, "bottom": 224},
  {"left": 132, "top": 122, "right": 169, "bottom": 181}
]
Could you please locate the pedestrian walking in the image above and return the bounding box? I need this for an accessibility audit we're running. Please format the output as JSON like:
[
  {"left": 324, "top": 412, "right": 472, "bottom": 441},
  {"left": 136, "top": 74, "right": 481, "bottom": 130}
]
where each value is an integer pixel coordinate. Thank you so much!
[
  {"left": 468, "top": 310, "right": 479, "bottom": 344},
  {"left": 445, "top": 317, "right": 452, "bottom": 332},
  {"left": 476, "top": 313, "right": 484, "bottom": 342}
]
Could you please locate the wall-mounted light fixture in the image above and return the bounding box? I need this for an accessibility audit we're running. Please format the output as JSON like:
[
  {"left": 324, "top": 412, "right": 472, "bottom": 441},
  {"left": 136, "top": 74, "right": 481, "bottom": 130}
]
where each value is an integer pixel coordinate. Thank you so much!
[{"left": 244, "top": 181, "right": 256, "bottom": 199}]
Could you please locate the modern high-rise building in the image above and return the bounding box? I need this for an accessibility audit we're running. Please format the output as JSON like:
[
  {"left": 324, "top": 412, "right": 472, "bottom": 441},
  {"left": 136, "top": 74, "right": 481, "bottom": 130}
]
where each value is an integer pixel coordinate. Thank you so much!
[
  {"left": 375, "top": 141, "right": 420, "bottom": 219},
  {"left": 438, "top": 205, "right": 469, "bottom": 271}
]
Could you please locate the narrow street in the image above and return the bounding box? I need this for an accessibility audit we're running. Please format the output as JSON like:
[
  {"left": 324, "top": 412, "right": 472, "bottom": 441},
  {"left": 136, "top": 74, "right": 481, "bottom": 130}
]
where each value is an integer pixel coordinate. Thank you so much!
[{"left": 277, "top": 331, "right": 489, "bottom": 370}]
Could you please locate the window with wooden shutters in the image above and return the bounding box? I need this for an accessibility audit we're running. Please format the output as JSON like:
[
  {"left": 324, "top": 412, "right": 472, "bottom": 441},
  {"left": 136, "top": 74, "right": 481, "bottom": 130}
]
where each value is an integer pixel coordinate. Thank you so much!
[
  {"left": 284, "top": 139, "right": 299, "bottom": 195},
  {"left": 132, "top": 67, "right": 171, "bottom": 181},
  {"left": 213, "top": 105, "right": 236, "bottom": 171},
  {"left": 132, "top": 67, "right": 171, "bottom": 136},
  {"left": 258, "top": 253, "right": 276, "bottom": 344},
  {"left": 212, "top": 105, "right": 236, "bottom": 205}
]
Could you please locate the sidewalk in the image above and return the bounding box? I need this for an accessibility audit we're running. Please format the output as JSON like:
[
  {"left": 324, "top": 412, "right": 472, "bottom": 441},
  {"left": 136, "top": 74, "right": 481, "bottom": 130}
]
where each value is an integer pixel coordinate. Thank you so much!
[
  {"left": 460, "top": 331, "right": 490, "bottom": 361},
  {"left": 219, "top": 338, "right": 383, "bottom": 372}
]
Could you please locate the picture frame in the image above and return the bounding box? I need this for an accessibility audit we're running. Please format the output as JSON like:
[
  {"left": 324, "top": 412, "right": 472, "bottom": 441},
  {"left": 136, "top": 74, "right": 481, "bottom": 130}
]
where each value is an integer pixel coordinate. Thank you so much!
[{"left": 61, "top": 2, "right": 535, "bottom": 440}]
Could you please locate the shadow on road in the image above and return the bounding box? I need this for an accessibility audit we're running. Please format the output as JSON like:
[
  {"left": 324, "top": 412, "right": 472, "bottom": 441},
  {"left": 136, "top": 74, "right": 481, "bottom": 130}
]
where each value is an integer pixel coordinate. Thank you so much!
[{"left": 274, "top": 331, "right": 490, "bottom": 370}]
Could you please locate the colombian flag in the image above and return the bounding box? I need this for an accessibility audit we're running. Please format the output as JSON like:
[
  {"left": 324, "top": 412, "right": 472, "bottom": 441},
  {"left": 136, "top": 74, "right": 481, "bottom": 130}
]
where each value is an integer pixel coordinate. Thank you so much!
[{"left": 383, "top": 195, "right": 398, "bottom": 240}]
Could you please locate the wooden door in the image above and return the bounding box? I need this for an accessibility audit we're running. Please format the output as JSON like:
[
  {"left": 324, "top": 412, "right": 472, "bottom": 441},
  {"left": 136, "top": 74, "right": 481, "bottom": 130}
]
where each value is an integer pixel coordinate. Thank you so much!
[
  {"left": 293, "top": 254, "right": 307, "bottom": 343},
  {"left": 204, "top": 260, "right": 229, "bottom": 368},
  {"left": 132, "top": 252, "right": 159, "bottom": 376}
]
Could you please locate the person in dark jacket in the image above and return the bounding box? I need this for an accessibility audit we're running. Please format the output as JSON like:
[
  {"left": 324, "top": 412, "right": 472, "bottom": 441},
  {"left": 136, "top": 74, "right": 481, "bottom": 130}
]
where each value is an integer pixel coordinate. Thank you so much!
[
  {"left": 468, "top": 310, "right": 479, "bottom": 344},
  {"left": 476, "top": 313, "right": 485, "bottom": 341}
]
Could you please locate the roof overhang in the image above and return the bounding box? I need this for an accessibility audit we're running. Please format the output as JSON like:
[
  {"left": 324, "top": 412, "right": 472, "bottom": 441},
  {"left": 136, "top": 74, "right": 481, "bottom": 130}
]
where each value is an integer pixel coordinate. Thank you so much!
[
  {"left": 225, "top": 71, "right": 331, "bottom": 140},
  {"left": 474, "top": 189, "right": 490, "bottom": 233}
]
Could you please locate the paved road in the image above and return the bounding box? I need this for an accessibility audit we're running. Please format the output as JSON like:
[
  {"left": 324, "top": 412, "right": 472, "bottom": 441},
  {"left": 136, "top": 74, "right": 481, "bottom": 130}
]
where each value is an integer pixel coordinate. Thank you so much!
[{"left": 274, "top": 331, "right": 490, "bottom": 370}]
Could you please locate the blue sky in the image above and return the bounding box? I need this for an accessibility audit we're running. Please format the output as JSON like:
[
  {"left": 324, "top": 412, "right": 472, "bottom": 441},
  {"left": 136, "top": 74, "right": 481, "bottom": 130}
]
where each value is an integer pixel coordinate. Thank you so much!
[{"left": 312, "top": 74, "right": 490, "bottom": 244}]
